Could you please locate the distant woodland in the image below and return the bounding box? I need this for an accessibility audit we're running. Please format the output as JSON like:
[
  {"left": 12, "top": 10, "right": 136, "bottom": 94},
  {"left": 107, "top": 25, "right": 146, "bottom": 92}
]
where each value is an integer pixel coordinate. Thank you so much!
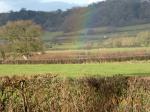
[{"left": 0, "top": 0, "right": 150, "bottom": 32}]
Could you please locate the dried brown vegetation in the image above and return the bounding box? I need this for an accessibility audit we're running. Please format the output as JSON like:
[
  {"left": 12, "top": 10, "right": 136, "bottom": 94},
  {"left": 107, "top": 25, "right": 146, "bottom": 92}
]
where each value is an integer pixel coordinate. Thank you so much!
[
  {"left": 0, "top": 75, "right": 149, "bottom": 112},
  {"left": 1, "top": 49, "right": 150, "bottom": 64}
]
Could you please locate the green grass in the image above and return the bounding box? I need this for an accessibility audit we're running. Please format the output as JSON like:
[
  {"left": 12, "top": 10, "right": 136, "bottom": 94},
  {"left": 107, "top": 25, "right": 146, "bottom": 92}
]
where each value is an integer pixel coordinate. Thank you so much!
[
  {"left": 42, "top": 23, "right": 150, "bottom": 50},
  {"left": 98, "top": 47, "right": 150, "bottom": 52},
  {"left": 0, "top": 62, "right": 150, "bottom": 77},
  {"left": 46, "top": 47, "right": 150, "bottom": 54}
]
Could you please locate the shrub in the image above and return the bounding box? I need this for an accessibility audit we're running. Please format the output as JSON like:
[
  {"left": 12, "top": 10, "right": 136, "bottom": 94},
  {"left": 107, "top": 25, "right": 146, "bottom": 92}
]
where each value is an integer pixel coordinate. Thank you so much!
[{"left": 0, "top": 75, "right": 149, "bottom": 112}]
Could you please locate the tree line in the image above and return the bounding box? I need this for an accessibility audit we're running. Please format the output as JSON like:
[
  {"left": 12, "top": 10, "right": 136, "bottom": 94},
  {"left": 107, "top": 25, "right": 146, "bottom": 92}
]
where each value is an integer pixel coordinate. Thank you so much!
[{"left": 0, "top": 0, "right": 150, "bottom": 32}]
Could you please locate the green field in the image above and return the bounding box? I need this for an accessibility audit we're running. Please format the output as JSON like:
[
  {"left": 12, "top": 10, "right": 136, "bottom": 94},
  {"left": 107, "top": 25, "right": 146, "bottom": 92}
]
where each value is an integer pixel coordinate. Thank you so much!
[
  {"left": 43, "top": 23, "right": 150, "bottom": 50},
  {"left": 46, "top": 47, "right": 150, "bottom": 53},
  {"left": 0, "top": 62, "right": 150, "bottom": 77}
]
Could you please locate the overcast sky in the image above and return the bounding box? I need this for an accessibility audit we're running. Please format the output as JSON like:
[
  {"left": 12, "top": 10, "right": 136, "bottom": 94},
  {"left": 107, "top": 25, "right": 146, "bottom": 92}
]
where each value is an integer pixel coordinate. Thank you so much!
[
  {"left": 42, "top": 0, "right": 102, "bottom": 4},
  {"left": 0, "top": 0, "right": 103, "bottom": 12}
]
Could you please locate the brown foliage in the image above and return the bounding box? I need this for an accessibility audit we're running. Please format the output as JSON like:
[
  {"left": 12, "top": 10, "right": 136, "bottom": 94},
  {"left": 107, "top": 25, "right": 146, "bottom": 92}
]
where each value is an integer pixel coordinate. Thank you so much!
[
  {"left": 0, "top": 75, "right": 149, "bottom": 112},
  {"left": 1, "top": 49, "right": 150, "bottom": 64}
]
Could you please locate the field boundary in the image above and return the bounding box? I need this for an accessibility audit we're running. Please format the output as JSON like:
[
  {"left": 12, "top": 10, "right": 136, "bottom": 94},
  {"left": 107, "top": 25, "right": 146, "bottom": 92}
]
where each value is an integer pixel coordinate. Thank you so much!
[{"left": 1, "top": 55, "right": 150, "bottom": 64}]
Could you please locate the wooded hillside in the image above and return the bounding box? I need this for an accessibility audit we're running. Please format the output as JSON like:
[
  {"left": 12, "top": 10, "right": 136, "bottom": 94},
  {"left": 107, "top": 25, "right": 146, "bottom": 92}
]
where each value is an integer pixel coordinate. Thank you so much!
[{"left": 0, "top": 0, "right": 150, "bottom": 32}]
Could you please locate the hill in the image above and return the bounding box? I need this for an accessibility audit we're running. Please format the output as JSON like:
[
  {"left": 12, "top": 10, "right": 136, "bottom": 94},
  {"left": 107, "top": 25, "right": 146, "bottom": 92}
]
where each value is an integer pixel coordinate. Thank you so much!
[
  {"left": 42, "top": 23, "right": 150, "bottom": 50},
  {"left": 0, "top": 0, "right": 150, "bottom": 32}
]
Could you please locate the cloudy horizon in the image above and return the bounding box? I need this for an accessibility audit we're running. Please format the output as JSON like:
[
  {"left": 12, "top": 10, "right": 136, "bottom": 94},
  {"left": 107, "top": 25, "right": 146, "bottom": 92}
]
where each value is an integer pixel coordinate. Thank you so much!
[{"left": 0, "top": 0, "right": 103, "bottom": 13}]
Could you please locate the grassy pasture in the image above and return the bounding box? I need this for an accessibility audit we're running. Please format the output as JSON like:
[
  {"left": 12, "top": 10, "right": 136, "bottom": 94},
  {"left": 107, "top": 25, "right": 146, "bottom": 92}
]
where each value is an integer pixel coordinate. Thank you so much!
[
  {"left": 43, "top": 23, "right": 150, "bottom": 50},
  {"left": 46, "top": 47, "right": 150, "bottom": 53},
  {"left": 0, "top": 62, "right": 150, "bottom": 77},
  {"left": 29, "top": 47, "right": 150, "bottom": 62}
]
